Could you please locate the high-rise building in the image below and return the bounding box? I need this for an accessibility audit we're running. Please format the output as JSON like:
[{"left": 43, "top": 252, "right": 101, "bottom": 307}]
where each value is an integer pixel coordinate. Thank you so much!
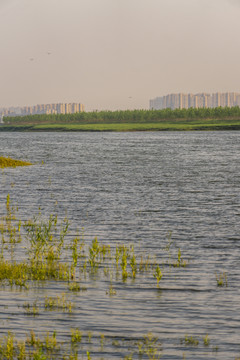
[
  {"left": 0, "top": 102, "right": 85, "bottom": 118},
  {"left": 150, "top": 93, "right": 240, "bottom": 110}
]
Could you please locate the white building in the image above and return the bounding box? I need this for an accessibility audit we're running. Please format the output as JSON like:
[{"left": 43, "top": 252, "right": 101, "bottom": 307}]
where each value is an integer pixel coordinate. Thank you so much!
[{"left": 150, "top": 92, "right": 240, "bottom": 110}]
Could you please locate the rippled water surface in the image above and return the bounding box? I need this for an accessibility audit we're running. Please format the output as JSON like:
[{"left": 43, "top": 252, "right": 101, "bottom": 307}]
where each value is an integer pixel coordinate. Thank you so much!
[{"left": 0, "top": 131, "right": 240, "bottom": 359}]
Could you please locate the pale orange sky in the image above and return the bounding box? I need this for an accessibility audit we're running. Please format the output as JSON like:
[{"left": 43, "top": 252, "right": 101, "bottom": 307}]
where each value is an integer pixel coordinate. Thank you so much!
[{"left": 0, "top": 0, "right": 240, "bottom": 111}]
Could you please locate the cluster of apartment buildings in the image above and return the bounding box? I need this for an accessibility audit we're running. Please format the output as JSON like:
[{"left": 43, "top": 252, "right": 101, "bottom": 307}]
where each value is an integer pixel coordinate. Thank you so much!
[
  {"left": 0, "top": 102, "right": 85, "bottom": 119},
  {"left": 149, "top": 93, "right": 240, "bottom": 110}
]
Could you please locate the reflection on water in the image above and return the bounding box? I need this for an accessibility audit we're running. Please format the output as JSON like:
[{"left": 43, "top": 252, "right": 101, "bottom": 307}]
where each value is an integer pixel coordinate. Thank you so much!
[{"left": 0, "top": 131, "right": 240, "bottom": 359}]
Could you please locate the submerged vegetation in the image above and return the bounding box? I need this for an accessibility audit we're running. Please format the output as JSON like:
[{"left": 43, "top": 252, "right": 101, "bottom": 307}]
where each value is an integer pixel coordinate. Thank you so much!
[
  {"left": 0, "top": 330, "right": 164, "bottom": 360},
  {"left": 0, "top": 156, "right": 32, "bottom": 168},
  {"left": 2, "top": 107, "right": 240, "bottom": 131},
  {"left": 216, "top": 272, "right": 228, "bottom": 287},
  {"left": 0, "top": 195, "right": 229, "bottom": 358},
  {"left": 0, "top": 195, "right": 183, "bottom": 287}
]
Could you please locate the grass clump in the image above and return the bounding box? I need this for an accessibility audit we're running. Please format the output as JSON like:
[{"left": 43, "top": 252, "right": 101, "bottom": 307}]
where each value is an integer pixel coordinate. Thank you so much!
[
  {"left": 153, "top": 265, "right": 163, "bottom": 287},
  {"left": 68, "top": 282, "right": 87, "bottom": 292},
  {"left": 216, "top": 272, "right": 227, "bottom": 287},
  {"left": 23, "top": 301, "right": 39, "bottom": 316},
  {"left": 180, "top": 335, "right": 199, "bottom": 347},
  {"left": 142, "top": 333, "right": 162, "bottom": 359},
  {"left": 0, "top": 330, "right": 58, "bottom": 359},
  {"left": 71, "top": 329, "right": 82, "bottom": 344},
  {"left": 44, "top": 294, "right": 73, "bottom": 313},
  {"left": 172, "top": 248, "right": 187, "bottom": 268},
  {"left": 203, "top": 333, "right": 210, "bottom": 346},
  {"left": 106, "top": 283, "right": 117, "bottom": 296},
  {"left": 0, "top": 156, "right": 32, "bottom": 168}
]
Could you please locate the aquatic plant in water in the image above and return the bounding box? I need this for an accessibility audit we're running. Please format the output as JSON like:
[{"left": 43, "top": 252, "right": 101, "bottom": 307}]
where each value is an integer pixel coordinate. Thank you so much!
[
  {"left": 44, "top": 294, "right": 73, "bottom": 313},
  {"left": 153, "top": 265, "right": 163, "bottom": 287},
  {"left": 71, "top": 329, "right": 82, "bottom": 344},
  {"left": 203, "top": 333, "right": 210, "bottom": 346},
  {"left": 180, "top": 335, "right": 199, "bottom": 347},
  {"left": 0, "top": 195, "right": 230, "bottom": 358},
  {"left": 173, "top": 248, "right": 187, "bottom": 268},
  {"left": 106, "top": 283, "right": 117, "bottom": 296},
  {"left": 0, "top": 156, "right": 32, "bottom": 168},
  {"left": 216, "top": 272, "right": 227, "bottom": 287}
]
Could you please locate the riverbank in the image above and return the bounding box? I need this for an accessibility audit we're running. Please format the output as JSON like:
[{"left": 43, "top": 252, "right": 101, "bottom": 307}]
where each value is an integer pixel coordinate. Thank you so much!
[
  {"left": 1, "top": 107, "right": 240, "bottom": 131},
  {"left": 1, "top": 120, "right": 240, "bottom": 132}
]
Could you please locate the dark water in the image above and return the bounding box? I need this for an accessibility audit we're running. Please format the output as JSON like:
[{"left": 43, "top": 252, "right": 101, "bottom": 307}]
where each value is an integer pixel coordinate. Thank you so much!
[{"left": 0, "top": 131, "right": 240, "bottom": 359}]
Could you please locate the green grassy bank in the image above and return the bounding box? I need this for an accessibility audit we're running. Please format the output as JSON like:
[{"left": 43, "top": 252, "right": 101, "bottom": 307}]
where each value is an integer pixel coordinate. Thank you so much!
[
  {"left": 1, "top": 107, "right": 240, "bottom": 131},
  {"left": 1, "top": 120, "right": 240, "bottom": 132}
]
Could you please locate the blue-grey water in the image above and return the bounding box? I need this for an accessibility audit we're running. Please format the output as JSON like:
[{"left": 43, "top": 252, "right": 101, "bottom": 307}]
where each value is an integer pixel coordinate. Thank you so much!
[{"left": 0, "top": 131, "right": 240, "bottom": 359}]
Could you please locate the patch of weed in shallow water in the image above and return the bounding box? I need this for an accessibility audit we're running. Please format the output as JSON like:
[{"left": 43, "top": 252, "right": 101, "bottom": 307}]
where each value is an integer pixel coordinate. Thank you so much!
[
  {"left": 216, "top": 272, "right": 228, "bottom": 287},
  {"left": 0, "top": 156, "right": 32, "bottom": 168}
]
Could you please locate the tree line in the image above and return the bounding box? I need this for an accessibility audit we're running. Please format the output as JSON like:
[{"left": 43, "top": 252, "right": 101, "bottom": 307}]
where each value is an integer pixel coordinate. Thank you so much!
[{"left": 4, "top": 106, "right": 240, "bottom": 125}]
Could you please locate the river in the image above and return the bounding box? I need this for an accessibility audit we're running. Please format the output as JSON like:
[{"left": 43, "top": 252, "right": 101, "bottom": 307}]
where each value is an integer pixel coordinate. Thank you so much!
[{"left": 0, "top": 131, "right": 239, "bottom": 359}]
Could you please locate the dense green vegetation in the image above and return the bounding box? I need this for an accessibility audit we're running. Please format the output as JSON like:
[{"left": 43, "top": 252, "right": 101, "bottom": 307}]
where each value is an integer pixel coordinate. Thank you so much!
[
  {"left": 1, "top": 107, "right": 240, "bottom": 131},
  {"left": 0, "top": 156, "right": 32, "bottom": 168},
  {"left": 2, "top": 106, "right": 240, "bottom": 126}
]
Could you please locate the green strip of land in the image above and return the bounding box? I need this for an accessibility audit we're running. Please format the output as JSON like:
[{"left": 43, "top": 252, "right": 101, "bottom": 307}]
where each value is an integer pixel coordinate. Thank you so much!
[
  {"left": 1, "top": 107, "right": 240, "bottom": 131},
  {"left": 1, "top": 121, "right": 240, "bottom": 132}
]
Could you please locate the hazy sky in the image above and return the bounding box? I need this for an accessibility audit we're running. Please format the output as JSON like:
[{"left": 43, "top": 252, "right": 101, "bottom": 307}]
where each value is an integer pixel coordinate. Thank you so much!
[{"left": 1, "top": 0, "right": 240, "bottom": 111}]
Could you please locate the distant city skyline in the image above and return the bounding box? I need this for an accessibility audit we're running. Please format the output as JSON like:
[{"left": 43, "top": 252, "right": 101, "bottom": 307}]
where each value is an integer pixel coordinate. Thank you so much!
[
  {"left": 1, "top": 0, "right": 240, "bottom": 111},
  {"left": 0, "top": 102, "right": 84, "bottom": 118},
  {"left": 150, "top": 92, "right": 240, "bottom": 110}
]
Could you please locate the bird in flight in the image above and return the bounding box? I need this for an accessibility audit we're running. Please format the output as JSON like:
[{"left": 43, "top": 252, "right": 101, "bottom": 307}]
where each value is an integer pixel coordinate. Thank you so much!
[
  {"left": 29, "top": 58, "right": 34, "bottom": 61},
  {"left": 47, "top": 52, "right": 51, "bottom": 55}
]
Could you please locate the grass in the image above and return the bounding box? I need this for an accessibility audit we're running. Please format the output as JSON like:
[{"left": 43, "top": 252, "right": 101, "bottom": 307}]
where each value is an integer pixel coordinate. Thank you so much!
[
  {"left": 23, "top": 301, "right": 39, "bottom": 316},
  {"left": 44, "top": 294, "right": 74, "bottom": 313},
  {"left": 1, "top": 118, "right": 240, "bottom": 132},
  {"left": 71, "top": 329, "right": 82, "bottom": 344},
  {"left": 172, "top": 248, "right": 187, "bottom": 268},
  {"left": 180, "top": 335, "right": 199, "bottom": 347},
  {"left": 106, "top": 283, "right": 117, "bottom": 296},
  {"left": 203, "top": 333, "right": 210, "bottom": 346},
  {"left": 68, "top": 282, "right": 87, "bottom": 292},
  {"left": 0, "top": 195, "right": 226, "bottom": 358},
  {"left": 153, "top": 265, "right": 163, "bottom": 287},
  {"left": 0, "top": 195, "right": 190, "bottom": 290},
  {"left": 0, "top": 156, "right": 32, "bottom": 168},
  {"left": 216, "top": 272, "right": 228, "bottom": 287}
]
